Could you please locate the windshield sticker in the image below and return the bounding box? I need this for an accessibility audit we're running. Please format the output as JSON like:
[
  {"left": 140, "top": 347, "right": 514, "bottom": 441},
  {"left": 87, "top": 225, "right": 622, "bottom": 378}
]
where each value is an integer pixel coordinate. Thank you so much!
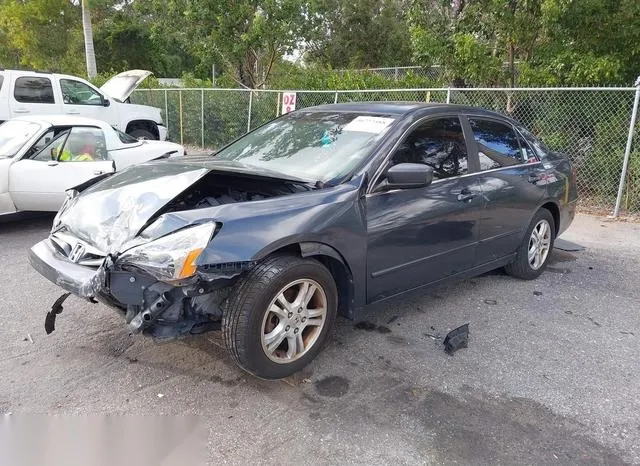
[{"left": 343, "top": 116, "right": 395, "bottom": 133}]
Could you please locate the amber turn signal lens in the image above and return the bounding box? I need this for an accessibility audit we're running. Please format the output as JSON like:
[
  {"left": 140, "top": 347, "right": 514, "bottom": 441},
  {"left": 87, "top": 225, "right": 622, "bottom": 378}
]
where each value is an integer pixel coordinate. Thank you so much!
[{"left": 177, "top": 248, "right": 204, "bottom": 279}]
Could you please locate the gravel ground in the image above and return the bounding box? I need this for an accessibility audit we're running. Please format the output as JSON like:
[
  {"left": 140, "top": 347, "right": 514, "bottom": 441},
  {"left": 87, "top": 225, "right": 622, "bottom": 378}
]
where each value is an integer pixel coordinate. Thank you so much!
[{"left": 0, "top": 214, "right": 638, "bottom": 465}]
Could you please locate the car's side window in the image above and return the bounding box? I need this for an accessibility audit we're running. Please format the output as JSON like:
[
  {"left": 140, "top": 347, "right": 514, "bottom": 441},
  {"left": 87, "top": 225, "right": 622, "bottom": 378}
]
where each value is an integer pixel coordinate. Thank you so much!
[
  {"left": 519, "top": 127, "right": 551, "bottom": 159},
  {"left": 0, "top": 75, "right": 4, "bottom": 91},
  {"left": 115, "top": 128, "right": 139, "bottom": 144},
  {"left": 59, "top": 127, "right": 109, "bottom": 161},
  {"left": 469, "top": 118, "right": 524, "bottom": 170},
  {"left": 390, "top": 117, "right": 469, "bottom": 180},
  {"left": 32, "top": 131, "right": 70, "bottom": 162},
  {"left": 14, "top": 77, "right": 55, "bottom": 104},
  {"left": 517, "top": 133, "right": 539, "bottom": 163},
  {"left": 60, "top": 79, "right": 103, "bottom": 106},
  {"left": 26, "top": 130, "right": 56, "bottom": 159}
]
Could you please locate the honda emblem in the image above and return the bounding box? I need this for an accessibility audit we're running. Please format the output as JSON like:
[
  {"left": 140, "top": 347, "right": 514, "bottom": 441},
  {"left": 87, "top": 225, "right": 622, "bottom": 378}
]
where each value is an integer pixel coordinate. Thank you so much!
[{"left": 68, "top": 243, "right": 85, "bottom": 263}]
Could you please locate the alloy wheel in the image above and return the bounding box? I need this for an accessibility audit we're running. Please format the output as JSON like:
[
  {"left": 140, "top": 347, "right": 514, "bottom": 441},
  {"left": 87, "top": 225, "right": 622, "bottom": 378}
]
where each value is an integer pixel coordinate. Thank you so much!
[
  {"left": 528, "top": 219, "right": 552, "bottom": 270},
  {"left": 260, "top": 279, "right": 328, "bottom": 363}
]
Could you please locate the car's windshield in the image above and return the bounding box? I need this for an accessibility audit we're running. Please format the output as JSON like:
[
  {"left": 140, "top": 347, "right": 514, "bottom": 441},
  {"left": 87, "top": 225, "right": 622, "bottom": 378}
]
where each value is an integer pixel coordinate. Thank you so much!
[
  {"left": 0, "top": 120, "right": 42, "bottom": 158},
  {"left": 214, "top": 111, "right": 397, "bottom": 182}
]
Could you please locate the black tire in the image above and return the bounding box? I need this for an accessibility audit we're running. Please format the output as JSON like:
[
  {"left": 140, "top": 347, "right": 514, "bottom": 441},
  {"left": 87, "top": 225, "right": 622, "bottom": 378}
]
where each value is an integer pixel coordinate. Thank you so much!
[
  {"left": 222, "top": 255, "right": 338, "bottom": 379},
  {"left": 505, "top": 208, "right": 556, "bottom": 280},
  {"left": 129, "top": 128, "right": 156, "bottom": 140}
]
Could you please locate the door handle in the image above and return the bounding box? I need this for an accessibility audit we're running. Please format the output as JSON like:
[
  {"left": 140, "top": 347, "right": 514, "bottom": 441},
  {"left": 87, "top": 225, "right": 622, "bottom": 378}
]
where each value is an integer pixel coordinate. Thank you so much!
[
  {"left": 456, "top": 188, "right": 476, "bottom": 202},
  {"left": 93, "top": 170, "right": 104, "bottom": 175},
  {"left": 13, "top": 109, "right": 30, "bottom": 114},
  {"left": 66, "top": 110, "right": 81, "bottom": 114},
  {"left": 47, "top": 160, "right": 59, "bottom": 167}
]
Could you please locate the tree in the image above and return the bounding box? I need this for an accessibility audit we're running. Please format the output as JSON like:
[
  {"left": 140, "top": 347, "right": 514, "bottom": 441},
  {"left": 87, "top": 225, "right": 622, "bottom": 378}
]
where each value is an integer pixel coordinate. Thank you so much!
[
  {"left": 0, "top": 0, "right": 84, "bottom": 73},
  {"left": 81, "top": 0, "right": 97, "bottom": 77},
  {"left": 305, "top": 0, "right": 412, "bottom": 69},
  {"left": 136, "top": 0, "right": 312, "bottom": 88}
]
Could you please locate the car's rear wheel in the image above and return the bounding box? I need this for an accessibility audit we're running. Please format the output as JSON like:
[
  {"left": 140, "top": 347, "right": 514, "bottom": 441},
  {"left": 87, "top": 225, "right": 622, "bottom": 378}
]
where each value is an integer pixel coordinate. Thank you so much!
[
  {"left": 505, "top": 208, "right": 555, "bottom": 280},
  {"left": 222, "top": 255, "right": 337, "bottom": 379}
]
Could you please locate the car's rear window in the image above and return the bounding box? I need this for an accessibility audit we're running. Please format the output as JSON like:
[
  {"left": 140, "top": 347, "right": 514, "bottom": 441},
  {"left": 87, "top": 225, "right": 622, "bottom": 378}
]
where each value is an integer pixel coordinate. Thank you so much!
[{"left": 0, "top": 75, "right": 4, "bottom": 92}]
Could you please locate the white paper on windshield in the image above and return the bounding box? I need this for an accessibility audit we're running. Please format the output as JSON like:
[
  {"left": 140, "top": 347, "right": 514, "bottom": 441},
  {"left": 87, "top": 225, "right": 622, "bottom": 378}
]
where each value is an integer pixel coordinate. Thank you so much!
[{"left": 343, "top": 116, "right": 395, "bottom": 133}]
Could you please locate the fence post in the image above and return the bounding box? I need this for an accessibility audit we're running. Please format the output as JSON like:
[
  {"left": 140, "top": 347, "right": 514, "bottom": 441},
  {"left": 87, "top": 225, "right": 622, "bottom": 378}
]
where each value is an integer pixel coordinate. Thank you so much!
[
  {"left": 201, "top": 89, "right": 205, "bottom": 148},
  {"left": 613, "top": 76, "right": 640, "bottom": 217},
  {"left": 334, "top": 92, "right": 339, "bottom": 104},
  {"left": 179, "top": 90, "right": 183, "bottom": 146},
  {"left": 164, "top": 89, "right": 169, "bottom": 134},
  {"left": 247, "top": 90, "right": 253, "bottom": 132},
  {"left": 446, "top": 88, "right": 451, "bottom": 104}
]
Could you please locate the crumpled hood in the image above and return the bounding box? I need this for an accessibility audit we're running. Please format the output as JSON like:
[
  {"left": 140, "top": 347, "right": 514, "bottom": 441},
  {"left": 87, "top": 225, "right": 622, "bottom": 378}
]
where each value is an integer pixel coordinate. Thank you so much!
[
  {"left": 54, "top": 158, "right": 312, "bottom": 254},
  {"left": 55, "top": 163, "right": 209, "bottom": 253}
]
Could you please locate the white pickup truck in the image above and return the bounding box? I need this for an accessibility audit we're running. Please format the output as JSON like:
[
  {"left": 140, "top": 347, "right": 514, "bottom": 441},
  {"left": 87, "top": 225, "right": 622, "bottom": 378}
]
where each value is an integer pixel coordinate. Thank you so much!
[{"left": 0, "top": 69, "right": 167, "bottom": 140}]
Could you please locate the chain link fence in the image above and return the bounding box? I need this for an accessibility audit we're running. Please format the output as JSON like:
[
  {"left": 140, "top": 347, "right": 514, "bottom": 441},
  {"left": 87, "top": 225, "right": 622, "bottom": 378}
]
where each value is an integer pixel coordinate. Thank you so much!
[
  {"left": 132, "top": 86, "right": 640, "bottom": 217},
  {"left": 336, "top": 66, "right": 446, "bottom": 81}
]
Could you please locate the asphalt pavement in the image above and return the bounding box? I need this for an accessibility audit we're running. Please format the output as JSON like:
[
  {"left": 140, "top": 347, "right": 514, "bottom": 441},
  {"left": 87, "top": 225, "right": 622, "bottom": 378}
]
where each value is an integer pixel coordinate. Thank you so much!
[{"left": 0, "top": 214, "right": 639, "bottom": 465}]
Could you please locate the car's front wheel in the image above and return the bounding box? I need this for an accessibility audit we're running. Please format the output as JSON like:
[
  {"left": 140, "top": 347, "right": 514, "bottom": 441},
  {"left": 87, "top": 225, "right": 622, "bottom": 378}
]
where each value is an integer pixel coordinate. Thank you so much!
[
  {"left": 505, "top": 208, "right": 555, "bottom": 280},
  {"left": 222, "top": 255, "right": 338, "bottom": 379}
]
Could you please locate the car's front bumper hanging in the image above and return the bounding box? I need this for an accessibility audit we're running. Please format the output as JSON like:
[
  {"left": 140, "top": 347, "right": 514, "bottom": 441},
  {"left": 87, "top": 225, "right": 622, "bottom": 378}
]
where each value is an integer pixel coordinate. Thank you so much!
[{"left": 28, "top": 239, "right": 105, "bottom": 299}]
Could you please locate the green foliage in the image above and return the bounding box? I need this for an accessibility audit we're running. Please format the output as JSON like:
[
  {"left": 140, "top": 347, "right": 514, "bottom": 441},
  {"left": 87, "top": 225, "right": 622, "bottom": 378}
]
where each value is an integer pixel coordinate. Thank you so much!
[
  {"left": 305, "top": 0, "right": 412, "bottom": 69},
  {"left": 0, "top": 0, "right": 84, "bottom": 74},
  {"left": 267, "top": 62, "right": 441, "bottom": 90}
]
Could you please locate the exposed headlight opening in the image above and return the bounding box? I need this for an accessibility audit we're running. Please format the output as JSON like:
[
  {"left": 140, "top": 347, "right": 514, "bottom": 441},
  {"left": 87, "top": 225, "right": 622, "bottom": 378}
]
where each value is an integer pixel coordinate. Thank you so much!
[
  {"left": 52, "top": 189, "right": 79, "bottom": 232},
  {"left": 116, "top": 222, "right": 218, "bottom": 282}
]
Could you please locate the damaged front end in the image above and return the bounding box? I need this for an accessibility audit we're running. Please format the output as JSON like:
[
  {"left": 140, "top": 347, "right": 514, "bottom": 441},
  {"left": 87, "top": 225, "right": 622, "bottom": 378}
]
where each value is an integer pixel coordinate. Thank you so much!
[
  {"left": 29, "top": 225, "right": 255, "bottom": 340},
  {"left": 28, "top": 159, "right": 319, "bottom": 340}
]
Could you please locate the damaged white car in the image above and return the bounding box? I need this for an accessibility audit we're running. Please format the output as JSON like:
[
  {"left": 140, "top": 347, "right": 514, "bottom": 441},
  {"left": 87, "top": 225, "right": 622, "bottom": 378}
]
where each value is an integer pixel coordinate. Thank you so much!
[{"left": 0, "top": 115, "right": 184, "bottom": 216}]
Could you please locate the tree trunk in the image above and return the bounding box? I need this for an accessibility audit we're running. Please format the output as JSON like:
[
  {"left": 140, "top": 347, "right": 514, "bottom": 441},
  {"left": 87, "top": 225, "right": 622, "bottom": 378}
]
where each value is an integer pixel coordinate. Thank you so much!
[{"left": 82, "top": 0, "right": 97, "bottom": 78}]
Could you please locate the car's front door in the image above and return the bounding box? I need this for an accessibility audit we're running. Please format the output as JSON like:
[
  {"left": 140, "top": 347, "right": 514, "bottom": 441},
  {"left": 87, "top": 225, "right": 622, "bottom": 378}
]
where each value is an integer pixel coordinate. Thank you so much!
[
  {"left": 9, "top": 126, "right": 114, "bottom": 211},
  {"left": 59, "top": 78, "right": 116, "bottom": 125},
  {"left": 366, "top": 116, "right": 482, "bottom": 302},
  {"left": 465, "top": 116, "right": 547, "bottom": 264}
]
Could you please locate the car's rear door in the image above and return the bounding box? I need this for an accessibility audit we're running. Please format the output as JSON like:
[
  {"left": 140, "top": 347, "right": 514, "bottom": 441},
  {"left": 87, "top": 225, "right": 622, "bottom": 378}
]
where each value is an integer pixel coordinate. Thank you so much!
[
  {"left": 366, "top": 115, "right": 482, "bottom": 302},
  {"left": 9, "top": 126, "right": 114, "bottom": 211},
  {"left": 463, "top": 116, "right": 547, "bottom": 264},
  {"left": 9, "top": 75, "right": 62, "bottom": 117}
]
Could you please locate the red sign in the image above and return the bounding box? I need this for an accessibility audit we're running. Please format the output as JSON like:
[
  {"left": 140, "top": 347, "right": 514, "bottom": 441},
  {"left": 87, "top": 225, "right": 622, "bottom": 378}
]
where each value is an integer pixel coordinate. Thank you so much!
[{"left": 282, "top": 92, "right": 297, "bottom": 115}]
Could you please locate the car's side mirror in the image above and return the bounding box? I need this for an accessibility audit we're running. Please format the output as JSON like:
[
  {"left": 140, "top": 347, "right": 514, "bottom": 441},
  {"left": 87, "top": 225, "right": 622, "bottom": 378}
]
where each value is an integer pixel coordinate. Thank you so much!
[
  {"left": 383, "top": 163, "right": 434, "bottom": 190},
  {"left": 103, "top": 98, "right": 111, "bottom": 107}
]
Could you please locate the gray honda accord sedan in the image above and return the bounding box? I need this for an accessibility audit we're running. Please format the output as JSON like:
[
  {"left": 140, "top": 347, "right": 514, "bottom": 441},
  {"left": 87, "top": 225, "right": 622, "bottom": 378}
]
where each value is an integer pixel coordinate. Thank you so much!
[{"left": 29, "top": 103, "right": 577, "bottom": 379}]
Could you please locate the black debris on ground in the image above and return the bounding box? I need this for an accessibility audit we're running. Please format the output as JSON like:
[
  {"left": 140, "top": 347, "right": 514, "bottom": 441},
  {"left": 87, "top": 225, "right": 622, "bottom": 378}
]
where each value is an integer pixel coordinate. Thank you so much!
[
  {"left": 534, "top": 291, "right": 543, "bottom": 296},
  {"left": 484, "top": 299, "right": 498, "bottom": 305},
  {"left": 444, "top": 324, "right": 470, "bottom": 355},
  {"left": 44, "top": 293, "right": 71, "bottom": 335}
]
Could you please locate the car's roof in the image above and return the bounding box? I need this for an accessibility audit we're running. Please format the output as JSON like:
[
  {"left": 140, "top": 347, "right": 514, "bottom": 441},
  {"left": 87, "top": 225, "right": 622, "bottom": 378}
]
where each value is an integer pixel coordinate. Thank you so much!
[
  {"left": 305, "top": 101, "right": 514, "bottom": 121},
  {"left": 0, "top": 69, "right": 86, "bottom": 80},
  {"left": 11, "top": 114, "right": 111, "bottom": 129}
]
